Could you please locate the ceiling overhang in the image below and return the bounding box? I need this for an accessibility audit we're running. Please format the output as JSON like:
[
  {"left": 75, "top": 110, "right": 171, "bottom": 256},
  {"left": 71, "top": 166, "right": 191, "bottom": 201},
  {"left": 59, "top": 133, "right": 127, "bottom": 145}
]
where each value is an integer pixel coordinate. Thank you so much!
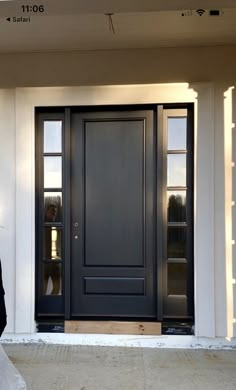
[
  {"left": 0, "top": 0, "right": 236, "bottom": 17},
  {"left": 0, "top": 1, "right": 236, "bottom": 52}
]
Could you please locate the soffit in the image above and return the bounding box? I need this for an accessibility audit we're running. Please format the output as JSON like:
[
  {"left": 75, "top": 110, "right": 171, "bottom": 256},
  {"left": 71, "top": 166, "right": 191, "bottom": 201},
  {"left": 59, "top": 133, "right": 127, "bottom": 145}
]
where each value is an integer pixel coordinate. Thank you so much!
[{"left": 0, "top": 2, "right": 236, "bottom": 52}]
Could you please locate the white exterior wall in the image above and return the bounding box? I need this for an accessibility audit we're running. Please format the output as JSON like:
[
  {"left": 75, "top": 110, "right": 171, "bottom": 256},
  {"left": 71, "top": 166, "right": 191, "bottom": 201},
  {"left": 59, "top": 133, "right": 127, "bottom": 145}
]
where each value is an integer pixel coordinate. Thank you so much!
[
  {"left": 0, "top": 90, "right": 16, "bottom": 333},
  {"left": 232, "top": 88, "right": 236, "bottom": 337},
  {"left": 0, "top": 45, "right": 235, "bottom": 340}
]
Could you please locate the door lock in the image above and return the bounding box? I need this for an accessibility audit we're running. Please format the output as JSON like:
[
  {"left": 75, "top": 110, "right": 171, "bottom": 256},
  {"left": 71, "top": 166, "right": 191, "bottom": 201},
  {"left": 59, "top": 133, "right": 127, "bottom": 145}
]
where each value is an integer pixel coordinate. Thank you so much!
[{"left": 74, "top": 222, "right": 79, "bottom": 228}]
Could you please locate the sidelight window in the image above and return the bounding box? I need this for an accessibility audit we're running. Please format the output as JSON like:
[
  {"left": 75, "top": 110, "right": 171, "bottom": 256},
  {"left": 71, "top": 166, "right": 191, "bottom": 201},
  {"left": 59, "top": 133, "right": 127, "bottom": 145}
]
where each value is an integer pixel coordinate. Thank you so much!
[
  {"left": 36, "top": 113, "right": 65, "bottom": 317},
  {"left": 43, "top": 120, "right": 63, "bottom": 296},
  {"left": 163, "top": 109, "right": 193, "bottom": 319}
]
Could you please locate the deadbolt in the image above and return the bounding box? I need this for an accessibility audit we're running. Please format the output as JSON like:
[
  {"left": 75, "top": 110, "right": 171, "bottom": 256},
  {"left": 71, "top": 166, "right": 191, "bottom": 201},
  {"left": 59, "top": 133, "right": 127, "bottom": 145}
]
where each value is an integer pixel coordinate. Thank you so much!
[{"left": 74, "top": 222, "right": 79, "bottom": 228}]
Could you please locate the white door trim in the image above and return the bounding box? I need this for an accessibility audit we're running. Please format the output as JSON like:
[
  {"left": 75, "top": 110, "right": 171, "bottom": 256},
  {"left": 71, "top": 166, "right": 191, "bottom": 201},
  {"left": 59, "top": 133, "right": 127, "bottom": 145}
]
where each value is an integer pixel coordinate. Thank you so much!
[{"left": 15, "top": 83, "right": 217, "bottom": 336}]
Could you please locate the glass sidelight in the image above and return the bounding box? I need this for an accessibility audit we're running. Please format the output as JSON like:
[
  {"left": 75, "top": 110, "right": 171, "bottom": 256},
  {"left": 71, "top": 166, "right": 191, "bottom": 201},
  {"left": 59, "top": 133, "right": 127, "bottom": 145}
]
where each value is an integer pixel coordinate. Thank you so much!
[
  {"left": 163, "top": 109, "right": 193, "bottom": 319},
  {"left": 36, "top": 114, "right": 65, "bottom": 316},
  {"left": 43, "top": 121, "right": 63, "bottom": 296}
]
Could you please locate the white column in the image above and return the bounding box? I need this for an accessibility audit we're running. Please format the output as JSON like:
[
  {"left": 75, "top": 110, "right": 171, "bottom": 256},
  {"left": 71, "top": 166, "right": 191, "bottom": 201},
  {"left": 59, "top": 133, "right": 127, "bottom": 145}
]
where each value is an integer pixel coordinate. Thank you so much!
[
  {"left": 213, "top": 84, "right": 234, "bottom": 338},
  {"left": 191, "top": 83, "right": 216, "bottom": 337},
  {"left": 231, "top": 87, "right": 236, "bottom": 337},
  {"left": 15, "top": 89, "right": 35, "bottom": 333}
]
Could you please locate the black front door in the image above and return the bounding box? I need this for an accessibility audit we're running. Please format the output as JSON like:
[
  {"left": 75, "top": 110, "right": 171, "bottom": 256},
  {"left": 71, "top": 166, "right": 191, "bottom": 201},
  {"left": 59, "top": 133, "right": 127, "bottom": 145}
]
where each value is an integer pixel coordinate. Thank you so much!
[
  {"left": 35, "top": 105, "right": 194, "bottom": 322},
  {"left": 70, "top": 110, "right": 156, "bottom": 318}
]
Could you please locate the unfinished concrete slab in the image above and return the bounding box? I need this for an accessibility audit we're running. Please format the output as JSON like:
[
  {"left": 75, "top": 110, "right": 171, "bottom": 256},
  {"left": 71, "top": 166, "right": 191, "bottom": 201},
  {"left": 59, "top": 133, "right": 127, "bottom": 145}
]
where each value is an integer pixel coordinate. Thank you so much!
[{"left": 2, "top": 344, "right": 236, "bottom": 390}]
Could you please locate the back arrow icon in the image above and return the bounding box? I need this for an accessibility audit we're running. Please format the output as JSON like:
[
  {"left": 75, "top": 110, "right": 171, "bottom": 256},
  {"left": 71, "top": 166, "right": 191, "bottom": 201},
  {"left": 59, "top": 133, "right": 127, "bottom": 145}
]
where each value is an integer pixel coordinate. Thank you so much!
[{"left": 6, "top": 17, "right": 11, "bottom": 22}]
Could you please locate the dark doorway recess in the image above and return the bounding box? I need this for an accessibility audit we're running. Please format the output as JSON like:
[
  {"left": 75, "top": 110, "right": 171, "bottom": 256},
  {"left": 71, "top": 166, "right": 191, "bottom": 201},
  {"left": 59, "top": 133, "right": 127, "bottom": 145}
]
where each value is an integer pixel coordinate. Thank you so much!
[{"left": 35, "top": 104, "right": 194, "bottom": 324}]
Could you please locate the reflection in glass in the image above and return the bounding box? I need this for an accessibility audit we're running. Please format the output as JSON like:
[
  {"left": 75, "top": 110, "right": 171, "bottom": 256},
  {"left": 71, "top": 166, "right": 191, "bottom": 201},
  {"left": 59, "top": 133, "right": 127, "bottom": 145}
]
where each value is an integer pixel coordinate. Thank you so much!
[
  {"left": 168, "top": 227, "right": 186, "bottom": 258},
  {"left": 43, "top": 263, "right": 62, "bottom": 295},
  {"left": 167, "top": 154, "right": 186, "bottom": 187},
  {"left": 44, "top": 121, "right": 62, "bottom": 153},
  {"left": 44, "top": 157, "right": 62, "bottom": 188},
  {"left": 168, "top": 117, "right": 187, "bottom": 150},
  {"left": 168, "top": 263, "right": 187, "bottom": 295},
  {"left": 44, "top": 192, "right": 62, "bottom": 222},
  {"left": 44, "top": 227, "right": 62, "bottom": 260},
  {"left": 168, "top": 191, "right": 186, "bottom": 222}
]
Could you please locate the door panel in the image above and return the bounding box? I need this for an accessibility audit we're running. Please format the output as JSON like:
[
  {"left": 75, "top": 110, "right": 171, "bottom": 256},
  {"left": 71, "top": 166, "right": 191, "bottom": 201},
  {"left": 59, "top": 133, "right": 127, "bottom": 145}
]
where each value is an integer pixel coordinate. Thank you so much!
[
  {"left": 71, "top": 111, "right": 156, "bottom": 318},
  {"left": 85, "top": 120, "right": 144, "bottom": 267},
  {"left": 84, "top": 277, "right": 145, "bottom": 295}
]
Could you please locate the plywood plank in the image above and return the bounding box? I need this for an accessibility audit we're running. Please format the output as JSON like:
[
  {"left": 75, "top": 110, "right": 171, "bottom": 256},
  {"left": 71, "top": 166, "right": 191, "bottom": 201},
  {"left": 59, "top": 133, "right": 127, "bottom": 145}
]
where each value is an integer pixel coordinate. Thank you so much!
[{"left": 65, "top": 321, "right": 161, "bottom": 335}]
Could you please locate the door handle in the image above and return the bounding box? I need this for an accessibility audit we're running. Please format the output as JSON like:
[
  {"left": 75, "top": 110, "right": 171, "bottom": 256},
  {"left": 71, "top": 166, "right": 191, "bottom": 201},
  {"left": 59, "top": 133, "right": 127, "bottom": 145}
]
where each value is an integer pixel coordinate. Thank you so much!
[{"left": 74, "top": 234, "right": 79, "bottom": 240}]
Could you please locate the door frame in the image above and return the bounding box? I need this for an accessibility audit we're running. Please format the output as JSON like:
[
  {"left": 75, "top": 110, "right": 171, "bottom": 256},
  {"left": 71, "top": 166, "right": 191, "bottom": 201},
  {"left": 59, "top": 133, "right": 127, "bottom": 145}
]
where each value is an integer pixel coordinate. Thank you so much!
[
  {"left": 14, "top": 83, "right": 222, "bottom": 337},
  {"left": 35, "top": 104, "right": 194, "bottom": 322}
]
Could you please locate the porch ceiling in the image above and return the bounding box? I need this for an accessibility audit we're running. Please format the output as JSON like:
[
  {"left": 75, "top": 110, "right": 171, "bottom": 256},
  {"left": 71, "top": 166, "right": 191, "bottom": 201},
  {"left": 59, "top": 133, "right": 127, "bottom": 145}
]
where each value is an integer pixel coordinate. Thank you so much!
[{"left": 0, "top": 1, "right": 236, "bottom": 52}]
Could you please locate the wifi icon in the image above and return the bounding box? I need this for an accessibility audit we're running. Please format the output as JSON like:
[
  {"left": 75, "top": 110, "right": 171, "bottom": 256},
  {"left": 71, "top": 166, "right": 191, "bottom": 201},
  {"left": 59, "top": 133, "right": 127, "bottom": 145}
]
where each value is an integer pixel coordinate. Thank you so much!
[{"left": 196, "top": 9, "right": 205, "bottom": 16}]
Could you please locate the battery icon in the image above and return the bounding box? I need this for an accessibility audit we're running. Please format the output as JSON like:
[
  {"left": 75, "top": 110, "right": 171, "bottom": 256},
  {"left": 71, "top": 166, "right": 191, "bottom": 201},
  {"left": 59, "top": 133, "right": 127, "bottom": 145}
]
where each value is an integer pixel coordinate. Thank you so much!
[{"left": 209, "top": 10, "right": 224, "bottom": 16}]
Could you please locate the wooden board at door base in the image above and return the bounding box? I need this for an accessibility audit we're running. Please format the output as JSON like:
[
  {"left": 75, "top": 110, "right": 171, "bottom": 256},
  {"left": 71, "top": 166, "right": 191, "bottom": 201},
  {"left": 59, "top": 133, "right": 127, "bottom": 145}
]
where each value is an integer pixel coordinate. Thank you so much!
[{"left": 64, "top": 321, "right": 162, "bottom": 335}]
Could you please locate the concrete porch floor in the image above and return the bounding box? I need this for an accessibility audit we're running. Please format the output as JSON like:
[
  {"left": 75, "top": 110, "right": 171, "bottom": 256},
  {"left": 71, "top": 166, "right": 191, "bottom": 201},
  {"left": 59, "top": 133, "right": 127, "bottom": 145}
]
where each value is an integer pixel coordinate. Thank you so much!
[{"left": 2, "top": 344, "right": 236, "bottom": 390}]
